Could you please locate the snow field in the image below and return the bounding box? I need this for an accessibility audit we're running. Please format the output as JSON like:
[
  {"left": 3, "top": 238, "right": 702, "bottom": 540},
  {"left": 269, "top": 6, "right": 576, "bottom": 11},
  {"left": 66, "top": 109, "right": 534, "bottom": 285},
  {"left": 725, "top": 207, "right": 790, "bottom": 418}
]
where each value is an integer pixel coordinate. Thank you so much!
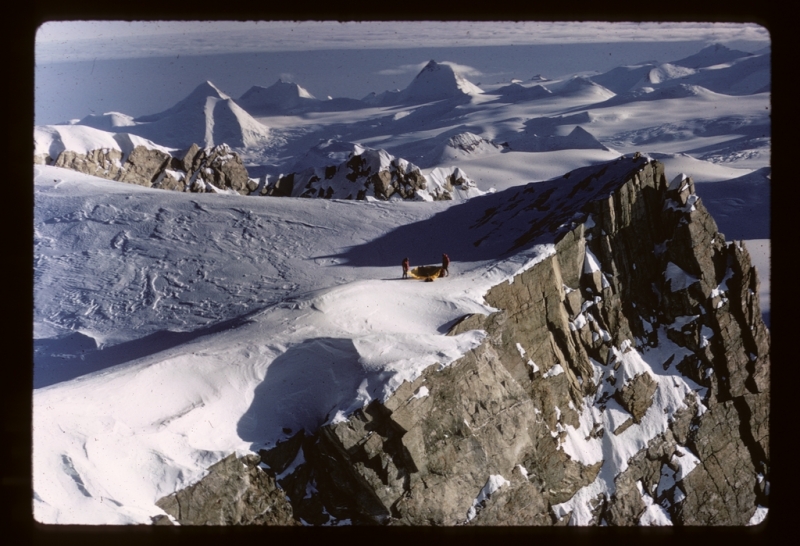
[
  {"left": 33, "top": 165, "right": 559, "bottom": 524},
  {"left": 32, "top": 41, "right": 769, "bottom": 525}
]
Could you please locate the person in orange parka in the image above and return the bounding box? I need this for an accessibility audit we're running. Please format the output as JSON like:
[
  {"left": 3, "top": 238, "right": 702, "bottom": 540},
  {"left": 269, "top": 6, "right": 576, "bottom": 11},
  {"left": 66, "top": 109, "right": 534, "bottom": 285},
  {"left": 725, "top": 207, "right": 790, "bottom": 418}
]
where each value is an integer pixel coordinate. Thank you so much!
[
  {"left": 441, "top": 253, "right": 450, "bottom": 277},
  {"left": 402, "top": 257, "right": 410, "bottom": 279}
]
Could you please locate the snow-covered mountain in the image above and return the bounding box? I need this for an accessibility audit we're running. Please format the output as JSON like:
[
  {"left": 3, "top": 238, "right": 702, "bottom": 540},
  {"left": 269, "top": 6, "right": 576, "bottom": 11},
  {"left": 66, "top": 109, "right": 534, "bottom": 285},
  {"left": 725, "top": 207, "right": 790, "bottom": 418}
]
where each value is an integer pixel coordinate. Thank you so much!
[
  {"left": 490, "top": 82, "right": 553, "bottom": 102},
  {"left": 32, "top": 43, "right": 770, "bottom": 527},
  {"left": 507, "top": 125, "right": 609, "bottom": 153},
  {"left": 551, "top": 76, "right": 616, "bottom": 101},
  {"left": 589, "top": 49, "right": 769, "bottom": 98},
  {"left": 75, "top": 111, "right": 137, "bottom": 130},
  {"left": 671, "top": 43, "right": 753, "bottom": 69},
  {"left": 364, "top": 60, "right": 483, "bottom": 107},
  {"left": 33, "top": 155, "right": 770, "bottom": 526},
  {"left": 237, "top": 79, "right": 318, "bottom": 114},
  {"left": 74, "top": 81, "right": 272, "bottom": 150},
  {"left": 402, "top": 60, "right": 483, "bottom": 102}
]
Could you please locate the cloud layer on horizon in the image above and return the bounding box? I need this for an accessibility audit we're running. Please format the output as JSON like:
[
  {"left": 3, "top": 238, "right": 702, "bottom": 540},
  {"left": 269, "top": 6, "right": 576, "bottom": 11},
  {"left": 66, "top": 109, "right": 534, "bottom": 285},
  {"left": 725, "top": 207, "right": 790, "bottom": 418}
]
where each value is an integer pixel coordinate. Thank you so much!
[{"left": 36, "top": 21, "right": 770, "bottom": 63}]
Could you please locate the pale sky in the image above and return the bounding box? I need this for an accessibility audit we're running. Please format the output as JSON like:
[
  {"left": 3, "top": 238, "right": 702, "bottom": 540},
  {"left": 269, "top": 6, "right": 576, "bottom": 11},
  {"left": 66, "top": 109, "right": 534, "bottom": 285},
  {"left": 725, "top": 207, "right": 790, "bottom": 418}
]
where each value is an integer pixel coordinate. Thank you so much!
[
  {"left": 36, "top": 21, "right": 770, "bottom": 63},
  {"left": 34, "top": 20, "right": 771, "bottom": 125}
]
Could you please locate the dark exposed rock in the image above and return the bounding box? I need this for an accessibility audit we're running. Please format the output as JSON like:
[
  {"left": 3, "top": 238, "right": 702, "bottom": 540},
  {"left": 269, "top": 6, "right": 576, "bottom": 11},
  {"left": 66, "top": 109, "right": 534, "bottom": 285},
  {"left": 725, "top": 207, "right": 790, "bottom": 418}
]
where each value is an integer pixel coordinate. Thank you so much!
[
  {"left": 258, "top": 430, "right": 305, "bottom": 475},
  {"left": 54, "top": 148, "right": 127, "bottom": 180},
  {"left": 614, "top": 373, "right": 657, "bottom": 423},
  {"left": 261, "top": 148, "right": 478, "bottom": 201},
  {"left": 150, "top": 514, "right": 175, "bottom": 525},
  {"left": 155, "top": 453, "right": 297, "bottom": 525},
  {"left": 45, "top": 143, "right": 256, "bottom": 195},
  {"left": 154, "top": 157, "right": 768, "bottom": 526},
  {"left": 116, "top": 145, "right": 172, "bottom": 187}
]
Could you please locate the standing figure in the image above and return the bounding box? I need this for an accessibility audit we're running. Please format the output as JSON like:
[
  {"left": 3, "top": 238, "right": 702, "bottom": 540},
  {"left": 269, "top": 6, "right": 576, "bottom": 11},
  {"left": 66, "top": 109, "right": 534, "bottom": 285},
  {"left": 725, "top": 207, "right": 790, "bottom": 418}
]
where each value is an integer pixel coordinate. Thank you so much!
[
  {"left": 441, "top": 253, "right": 450, "bottom": 277},
  {"left": 402, "top": 257, "right": 410, "bottom": 279}
]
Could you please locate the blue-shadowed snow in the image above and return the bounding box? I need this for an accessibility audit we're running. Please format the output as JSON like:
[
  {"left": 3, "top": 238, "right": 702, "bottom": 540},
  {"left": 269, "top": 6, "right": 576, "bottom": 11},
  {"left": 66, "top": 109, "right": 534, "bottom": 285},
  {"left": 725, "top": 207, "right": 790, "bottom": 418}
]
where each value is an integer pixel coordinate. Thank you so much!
[
  {"left": 664, "top": 262, "right": 700, "bottom": 292},
  {"left": 32, "top": 33, "right": 769, "bottom": 525},
  {"left": 465, "top": 474, "right": 511, "bottom": 522}
]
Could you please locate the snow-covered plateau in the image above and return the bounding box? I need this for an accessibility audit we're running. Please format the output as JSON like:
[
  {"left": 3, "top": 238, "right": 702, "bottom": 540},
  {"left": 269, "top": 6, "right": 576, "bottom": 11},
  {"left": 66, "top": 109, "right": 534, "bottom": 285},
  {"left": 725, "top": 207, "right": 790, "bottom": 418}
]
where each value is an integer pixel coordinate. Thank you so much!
[{"left": 33, "top": 42, "right": 769, "bottom": 526}]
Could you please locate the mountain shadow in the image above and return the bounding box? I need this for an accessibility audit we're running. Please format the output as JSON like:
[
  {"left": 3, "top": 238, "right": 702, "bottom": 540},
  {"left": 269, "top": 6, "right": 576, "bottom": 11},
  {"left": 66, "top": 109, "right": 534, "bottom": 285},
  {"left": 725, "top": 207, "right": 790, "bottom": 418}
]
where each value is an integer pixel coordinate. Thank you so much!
[
  {"left": 33, "top": 310, "right": 262, "bottom": 389},
  {"left": 324, "top": 157, "right": 652, "bottom": 269},
  {"left": 237, "top": 337, "right": 392, "bottom": 450}
]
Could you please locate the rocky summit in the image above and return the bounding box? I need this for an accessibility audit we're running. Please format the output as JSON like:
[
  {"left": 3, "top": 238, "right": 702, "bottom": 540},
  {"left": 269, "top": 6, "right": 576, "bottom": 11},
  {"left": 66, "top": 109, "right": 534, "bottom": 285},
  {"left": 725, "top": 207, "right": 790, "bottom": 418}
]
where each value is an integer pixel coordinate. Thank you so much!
[
  {"left": 36, "top": 142, "right": 256, "bottom": 196},
  {"left": 260, "top": 147, "right": 484, "bottom": 202},
  {"left": 155, "top": 157, "right": 769, "bottom": 526}
]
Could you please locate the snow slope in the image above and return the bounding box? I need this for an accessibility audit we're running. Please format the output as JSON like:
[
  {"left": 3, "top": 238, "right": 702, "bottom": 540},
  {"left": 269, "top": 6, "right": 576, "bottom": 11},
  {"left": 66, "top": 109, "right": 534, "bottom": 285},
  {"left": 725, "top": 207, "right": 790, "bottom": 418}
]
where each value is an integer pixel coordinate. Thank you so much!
[
  {"left": 32, "top": 42, "right": 770, "bottom": 525},
  {"left": 33, "top": 163, "right": 558, "bottom": 523},
  {"left": 34, "top": 124, "right": 175, "bottom": 161},
  {"left": 74, "top": 81, "right": 272, "bottom": 150},
  {"left": 237, "top": 79, "right": 318, "bottom": 115}
]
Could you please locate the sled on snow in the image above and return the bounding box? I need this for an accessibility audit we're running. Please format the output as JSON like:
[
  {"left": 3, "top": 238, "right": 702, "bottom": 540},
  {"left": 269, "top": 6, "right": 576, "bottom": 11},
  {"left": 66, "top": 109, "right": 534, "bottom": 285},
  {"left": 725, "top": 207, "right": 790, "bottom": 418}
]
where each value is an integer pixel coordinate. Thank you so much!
[{"left": 409, "top": 265, "right": 444, "bottom": 281}]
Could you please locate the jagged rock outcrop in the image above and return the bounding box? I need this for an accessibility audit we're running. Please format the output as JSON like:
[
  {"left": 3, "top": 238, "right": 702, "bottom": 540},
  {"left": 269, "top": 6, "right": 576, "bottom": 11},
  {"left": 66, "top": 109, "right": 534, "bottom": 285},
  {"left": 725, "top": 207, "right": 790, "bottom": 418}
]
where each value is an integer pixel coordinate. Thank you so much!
[
  {"left": 155, "top": 453, "right": 297, "bottom": 525},
  {"left": 181, "top": 143, "right": 257, "bottom": 194},
  {"left": 155, "top": 157, "right": 768, "bottom": 526},
  {"left": 261, "top": 147, "right": 483, "bottom": 202},
  {"left": 40, "top": 142, "right": 257, "bottom": 195}
]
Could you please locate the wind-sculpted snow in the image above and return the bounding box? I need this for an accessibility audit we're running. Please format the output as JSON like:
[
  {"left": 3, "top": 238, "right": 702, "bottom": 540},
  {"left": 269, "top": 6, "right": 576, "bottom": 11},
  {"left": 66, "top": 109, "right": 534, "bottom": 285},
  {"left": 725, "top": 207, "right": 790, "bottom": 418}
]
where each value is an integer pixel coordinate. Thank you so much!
[
  {"left": 32, "top": 41, "right": 770, "bottom": 526},
  {"left": 34, "top": 124, "right": 175, "bottom": 161},
  {"left": 32, "top": 163, "right": 512, "bottom": 523}
]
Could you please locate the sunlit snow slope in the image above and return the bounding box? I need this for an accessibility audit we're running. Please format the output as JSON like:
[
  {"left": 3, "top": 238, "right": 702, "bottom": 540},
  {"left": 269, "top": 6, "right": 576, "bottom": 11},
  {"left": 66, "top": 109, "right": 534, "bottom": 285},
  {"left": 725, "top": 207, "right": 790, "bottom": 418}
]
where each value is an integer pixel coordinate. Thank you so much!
[{"left": 33, "top": 164, "right": 557, "bottom": 523}]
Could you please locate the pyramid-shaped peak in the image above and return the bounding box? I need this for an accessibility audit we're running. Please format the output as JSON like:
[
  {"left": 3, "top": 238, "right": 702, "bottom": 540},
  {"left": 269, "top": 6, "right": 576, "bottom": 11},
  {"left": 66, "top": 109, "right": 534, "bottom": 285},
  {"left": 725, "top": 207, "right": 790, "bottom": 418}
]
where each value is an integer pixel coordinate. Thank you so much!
[
  {"left": 193, "top": 80, "right": 230, "bottom": 99},
  {"left": 403, "top": 60, "right": 482, "bottom": 102},
  {"left": 266, "top": 79, "right": 315, "bottom": 98},
  {"left": 133, "top": 80, "right": 232, "bottom": 123}
]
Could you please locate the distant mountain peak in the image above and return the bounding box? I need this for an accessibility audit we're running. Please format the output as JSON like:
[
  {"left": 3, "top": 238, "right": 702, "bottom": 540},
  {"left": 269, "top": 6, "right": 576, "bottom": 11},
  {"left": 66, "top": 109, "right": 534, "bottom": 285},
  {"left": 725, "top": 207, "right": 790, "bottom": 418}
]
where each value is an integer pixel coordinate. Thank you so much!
[
  {"left": 402, "top": 60, "right": 482, "bottom": 103},
  {"left": 237, "top": 79, "right": 317, "bottom": 114},
  {"left": 673, "top": 43, "right": 752, "bottom": 69},
  {"left": 197, "top": 80, "right": 230, "bottom": 99}
]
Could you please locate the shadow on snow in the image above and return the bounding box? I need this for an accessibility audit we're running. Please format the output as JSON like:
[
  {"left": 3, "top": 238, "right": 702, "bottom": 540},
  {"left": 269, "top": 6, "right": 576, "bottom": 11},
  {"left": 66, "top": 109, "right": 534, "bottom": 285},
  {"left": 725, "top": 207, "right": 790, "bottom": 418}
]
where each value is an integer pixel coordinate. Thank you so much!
[{"left": 33, "top": 310, "right": 262, "bottom": 389}]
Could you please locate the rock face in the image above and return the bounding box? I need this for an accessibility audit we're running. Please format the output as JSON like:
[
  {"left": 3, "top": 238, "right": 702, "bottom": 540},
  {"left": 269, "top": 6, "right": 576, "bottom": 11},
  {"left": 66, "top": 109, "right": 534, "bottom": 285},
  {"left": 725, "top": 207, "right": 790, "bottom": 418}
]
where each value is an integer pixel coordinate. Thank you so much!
[
  {"left": 41, "top": 143, "right": 256, "bottom": 195},
  {"left": 260, "top": 147, "right": 483, "bottom": 202},
  {"left": 155, "top": 453, "right": 297, "bottom": 525},
  {"left": 155, "top": 157, "right": 769, "bottom": 526}
]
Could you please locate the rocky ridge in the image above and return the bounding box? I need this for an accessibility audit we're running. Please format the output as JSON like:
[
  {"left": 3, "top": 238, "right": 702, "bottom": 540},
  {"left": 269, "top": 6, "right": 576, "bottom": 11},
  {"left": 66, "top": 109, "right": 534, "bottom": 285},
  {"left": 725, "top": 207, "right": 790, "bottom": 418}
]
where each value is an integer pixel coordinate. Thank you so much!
[
  {"left": 35, "top": 142, "right": 257, "bottom": 195},
  {"left": 155, "top": 157, "right": 769, "bottom": 526},
  {"left": 34, "top": 138, "right": 483, "bottom": 202},
  {"left": 261, "top": 147, "right": 483, "bottom": 202}
]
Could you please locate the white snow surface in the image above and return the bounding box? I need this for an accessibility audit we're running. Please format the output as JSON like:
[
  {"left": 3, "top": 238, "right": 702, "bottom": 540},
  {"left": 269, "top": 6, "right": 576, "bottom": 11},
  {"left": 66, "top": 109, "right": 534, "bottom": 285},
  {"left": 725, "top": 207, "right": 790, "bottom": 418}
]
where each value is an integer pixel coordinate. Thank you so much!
[
  {"left": 664, "top": 262, "right": 700, "bottom": 292},
  {"left": 35, "top": 124, "right": 175, "bottom": 160},
  {"left": 465, "top": 474, "right": 511, "bottom": 522},
  {"left": 33, "top": 164, "right": 557, "bottom": 524},
  {"left": 33, "top": 43, "right": 770, "bottom": 526},
  {"left": 747, "top": 505, "right": 768, "bottom": 526}
]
